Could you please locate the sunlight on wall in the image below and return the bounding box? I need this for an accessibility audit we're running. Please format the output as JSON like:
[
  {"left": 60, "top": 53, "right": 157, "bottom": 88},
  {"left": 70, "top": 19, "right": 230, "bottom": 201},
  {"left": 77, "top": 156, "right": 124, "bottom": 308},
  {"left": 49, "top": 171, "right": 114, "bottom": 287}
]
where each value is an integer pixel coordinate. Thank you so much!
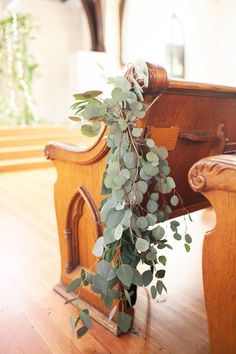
[
  {"left": 122, "top": 0, "right": 236, "bottom": 86},
  {"left": 1, "top": 0, "right": 236, "bottom": 124},
  {"left": 2, "top": 0, "right": 92, "bottom": 122},
  {"left": 70, "top": 51, "right": 120, "bottom": 96}
]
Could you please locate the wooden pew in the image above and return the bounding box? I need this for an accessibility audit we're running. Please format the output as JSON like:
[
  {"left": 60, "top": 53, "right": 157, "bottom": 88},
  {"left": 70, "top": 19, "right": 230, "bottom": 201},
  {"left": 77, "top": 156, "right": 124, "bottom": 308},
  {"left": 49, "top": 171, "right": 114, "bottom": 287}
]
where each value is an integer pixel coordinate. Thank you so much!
[{"left": 45, "top": 63, "right": 236, "bottom": 342}]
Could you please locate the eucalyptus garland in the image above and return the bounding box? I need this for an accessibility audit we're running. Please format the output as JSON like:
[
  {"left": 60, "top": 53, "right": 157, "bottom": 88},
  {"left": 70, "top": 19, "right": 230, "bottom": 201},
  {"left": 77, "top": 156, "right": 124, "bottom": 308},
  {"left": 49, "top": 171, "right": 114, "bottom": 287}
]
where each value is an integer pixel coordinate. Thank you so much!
[{"left": 67, "top": 60, "right": 192, "bottom": 337}]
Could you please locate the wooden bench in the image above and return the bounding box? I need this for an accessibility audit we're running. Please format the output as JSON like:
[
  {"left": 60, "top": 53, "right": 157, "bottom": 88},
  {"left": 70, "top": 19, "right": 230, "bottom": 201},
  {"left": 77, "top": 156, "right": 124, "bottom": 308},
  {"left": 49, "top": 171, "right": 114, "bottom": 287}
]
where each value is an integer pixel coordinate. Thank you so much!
[{"left": 45, "top": 63, "right": 236, "bottom": 351}]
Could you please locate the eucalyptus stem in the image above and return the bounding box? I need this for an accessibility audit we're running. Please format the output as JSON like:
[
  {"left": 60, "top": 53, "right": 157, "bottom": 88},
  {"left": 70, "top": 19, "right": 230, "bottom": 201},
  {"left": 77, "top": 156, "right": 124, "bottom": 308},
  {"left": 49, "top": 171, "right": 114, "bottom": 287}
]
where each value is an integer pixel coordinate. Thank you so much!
[{"left": 127, "top": 125, "right": 140, "bottom": 158}]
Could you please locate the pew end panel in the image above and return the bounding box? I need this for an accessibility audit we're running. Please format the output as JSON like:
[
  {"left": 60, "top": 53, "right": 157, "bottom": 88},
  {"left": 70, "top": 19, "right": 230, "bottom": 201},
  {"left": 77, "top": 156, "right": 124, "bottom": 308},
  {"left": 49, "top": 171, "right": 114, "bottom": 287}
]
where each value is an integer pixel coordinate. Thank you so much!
[{"left": 189, "top": 155, "right": 236, "bottom": 354}]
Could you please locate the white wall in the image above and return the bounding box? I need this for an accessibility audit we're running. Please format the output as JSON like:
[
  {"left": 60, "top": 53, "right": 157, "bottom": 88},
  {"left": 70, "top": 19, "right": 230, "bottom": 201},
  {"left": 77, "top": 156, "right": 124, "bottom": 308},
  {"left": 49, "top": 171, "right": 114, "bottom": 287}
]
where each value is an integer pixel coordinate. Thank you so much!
[
  {"left": 1, "top": 0, "right": 236, "bottom": 123},
  {"left": 214, "top": 0, "right": 236, "bottom": 86},
  {"left": 2, "top": 0, "right": 92, "bottom": 122},
  {"left": 122, "top": 0, "right": 236, "bottom": 86}
]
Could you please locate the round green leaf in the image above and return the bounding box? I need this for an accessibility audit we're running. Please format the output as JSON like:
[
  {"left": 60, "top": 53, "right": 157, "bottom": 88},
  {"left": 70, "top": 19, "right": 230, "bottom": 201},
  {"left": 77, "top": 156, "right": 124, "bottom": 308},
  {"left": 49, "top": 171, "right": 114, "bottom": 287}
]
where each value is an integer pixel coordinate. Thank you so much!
[
  {"left": 81, "top": 123, "right": 101, "bottom": 137},
  {"left": 135, "top": 238, "right": 150, "bottom": 252},
  {"left": 146, "top": 138, "right": 155, "bottom": 148},
  {"left": 112, "top": 87, "right": 128, "bottom": 102},
  {"left": 150, "top": 192, "right": 159, "bottom": 201},
  {"left": 77, "top": 326, "right": 89, "bottom": 338},
  {"left": 114, "top": 223, "right": 123, "bottom": 240},
  {"left": 121, "top": 169, "right": 130, "bottom": 179},
  {"left": 140, "top": 167, "right": 152, "bottom": 181},
  {"left": 124, "top": 151, "right": 137, "bottom": 169},
  {"left": 80, "top": 310, "right": 92, "bottom": 329},
  {"left": 130, "top": 101, "right": 143, "bottom": 111},
  {"left": 146, "top": 152, "right": 159, "bottom": 163},
  {"left": 118, "top": 118, "right": 128, "bottom": 131},
  {"left": 107, "top": 161, "right": 119, "bottom": 176},
  {"left": 116, "top": 264, "right": 133, "bottom": 287},
  {"left": 161, "top": 165, "right": 170, "bottom": 176},
  {"left": 132, "top": 269, "right": 143, "bottom": 286},
  {"left": 151, "top": 285, "right": 157, "bottom": 299},
  {"left": 173, "top": 232, "right": 182, "bottom": 241},
  {"left": 67, "top": 278, "right": 81, "bottom": 293},
  {"left": 155, "top": 269, "right": 166, "bottom": 279},
  {"left": 152, "top": 226, "right": 165, "bottom": 240},
  {"left": 146, "top": 213, "right": 157, "bottom": 226},
  {"left": 144, "top": 164, "right": 159, "bottom": 177},
  {"left": 185, "top": 233, "right": 192, "bottom": 244},
  {"left": 146, "top": 251, "right": 157, "bottom": 262},
  {"left": 156, "top": 147, "right": 168, "bottom": 160},
  {"left": 136, "top": 216, "right": 148, "bottom": 230},
  {"left": 92, "top": 274, "right": 108, "bottom": 295},
  {"left": 170, "top": 220, "right": 180, "bottom": 232},
  {"left": 117, "top": 312, "right": 132, "bottom": 333},
  {"left": 103, "top": 227, "right": 116, "bottom": 245},
  {"left": 107, "top": 210, "right": 123, "bottom": 228},
  {"left": 92, "top": 236, "right": 104, "bottom": 257},
  {"left": 158, "top": 255, "right": 167, "bottom": 266},
  {"left": 185, "top": 243, "right": 191, "bottom": 252},
  {"left": 132, "top": 128, "right": 142, "bottom": 137},
  {"left": 142, "top": 270, "right": 153, "bottom": 286},
  {"left": 166, "top": 176, "right": 176, "bottom": 190},
  {"left": 170, "top": 195, "right": 179, "bottom": 206},
  {"left": 124, "top": 209, "right": 132, "bottom": 219},
  {"left": 156, "top": 280, "right": 164, "bottom": 295},
  {"left": 97, "top": 260, "right": 116, "bottom": 281},
  {"left": 147, "top": 200, "right": 158, "bottom": 213},
  {"left": 136, "top": 180, "right": 148, "bottom": 193}
]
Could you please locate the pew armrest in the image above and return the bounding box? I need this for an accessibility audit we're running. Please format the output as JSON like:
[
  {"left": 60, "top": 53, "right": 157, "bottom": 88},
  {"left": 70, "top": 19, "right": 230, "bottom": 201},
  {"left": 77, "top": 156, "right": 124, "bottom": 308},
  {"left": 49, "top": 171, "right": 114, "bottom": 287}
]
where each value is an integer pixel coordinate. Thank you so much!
[{"left": 188, "top": 154, "right": 236, "bottom": 194}]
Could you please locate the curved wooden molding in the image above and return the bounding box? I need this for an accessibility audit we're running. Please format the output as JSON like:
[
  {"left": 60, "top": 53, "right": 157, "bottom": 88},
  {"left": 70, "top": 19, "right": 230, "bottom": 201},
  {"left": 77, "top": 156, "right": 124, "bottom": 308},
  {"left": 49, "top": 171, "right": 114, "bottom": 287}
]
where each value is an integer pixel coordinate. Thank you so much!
[
  {"left": 188, "top": 154, "right": 236, "bottom": 193},
  {"left": 64, "top": 186, "right": 102, "bottom": 273},
  {"left": 167, "top": 79, "right": 236, "bottom": 98},
  {"left": 125, "top": 62, "right": 236, "bottom": 98},
  {"left": 44, "top": 127, "right": 109, "bottom": 165},
  {"left": 125, "top": 62, "right": 169, "bottom": 94},
  {"left": 146, "top": 63, "right": 169, "bottom": 93},
  {"left": 145, "top": 63, "right": 236, "bottom": 98}
]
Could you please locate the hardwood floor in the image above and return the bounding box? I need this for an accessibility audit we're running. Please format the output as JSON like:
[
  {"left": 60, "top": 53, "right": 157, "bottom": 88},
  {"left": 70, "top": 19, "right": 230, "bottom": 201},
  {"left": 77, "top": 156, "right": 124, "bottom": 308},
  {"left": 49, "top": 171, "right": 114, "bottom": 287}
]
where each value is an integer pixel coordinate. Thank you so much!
[{"left": 0, "top": 168, "right": 213, "bottom": 353}]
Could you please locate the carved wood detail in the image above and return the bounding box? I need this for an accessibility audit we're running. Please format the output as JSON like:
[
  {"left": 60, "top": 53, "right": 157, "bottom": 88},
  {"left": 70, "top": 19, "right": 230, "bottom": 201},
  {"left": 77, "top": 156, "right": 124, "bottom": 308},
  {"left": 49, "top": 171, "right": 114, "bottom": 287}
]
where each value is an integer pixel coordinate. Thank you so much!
[
  {"left": 64, "top": 186, "right": 102, "bottom": 274},
  {"left": 44, "top": 127, "right": 109, "bottom": 164},
  {"left": 188, "top": 154, "right": 236, "bottom": 193}
]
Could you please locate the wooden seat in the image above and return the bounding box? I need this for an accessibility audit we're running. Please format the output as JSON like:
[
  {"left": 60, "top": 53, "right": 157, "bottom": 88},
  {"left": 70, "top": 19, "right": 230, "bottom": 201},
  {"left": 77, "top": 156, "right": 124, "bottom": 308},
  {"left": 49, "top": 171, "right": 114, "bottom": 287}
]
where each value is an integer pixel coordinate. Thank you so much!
[{"left": 45, "top": 63, "right": 236, "bottom": 347}]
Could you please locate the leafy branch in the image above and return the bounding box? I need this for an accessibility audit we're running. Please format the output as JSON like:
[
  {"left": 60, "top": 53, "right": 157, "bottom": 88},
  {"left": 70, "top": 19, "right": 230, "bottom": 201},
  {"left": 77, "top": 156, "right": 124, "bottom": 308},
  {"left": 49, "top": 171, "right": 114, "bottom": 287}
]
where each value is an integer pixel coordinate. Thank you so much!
[{"left": 66, "top": 60, "right": 192, "bottom": 337}]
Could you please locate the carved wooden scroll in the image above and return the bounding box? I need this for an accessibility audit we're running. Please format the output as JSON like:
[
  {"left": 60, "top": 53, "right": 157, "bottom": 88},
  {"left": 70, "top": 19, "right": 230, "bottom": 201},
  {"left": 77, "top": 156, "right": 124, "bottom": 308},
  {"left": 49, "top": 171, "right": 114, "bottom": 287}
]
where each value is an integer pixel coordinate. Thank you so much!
[{"left": 189, "top": 155, "right": 236, "bottom": 354}]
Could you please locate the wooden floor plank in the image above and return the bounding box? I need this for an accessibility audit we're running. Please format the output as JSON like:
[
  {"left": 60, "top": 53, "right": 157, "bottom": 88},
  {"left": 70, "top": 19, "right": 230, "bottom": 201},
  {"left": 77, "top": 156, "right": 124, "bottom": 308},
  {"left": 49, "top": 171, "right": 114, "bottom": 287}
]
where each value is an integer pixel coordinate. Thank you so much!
[{"left": 0, "top": 168, "right": 211, "bottom": 353}]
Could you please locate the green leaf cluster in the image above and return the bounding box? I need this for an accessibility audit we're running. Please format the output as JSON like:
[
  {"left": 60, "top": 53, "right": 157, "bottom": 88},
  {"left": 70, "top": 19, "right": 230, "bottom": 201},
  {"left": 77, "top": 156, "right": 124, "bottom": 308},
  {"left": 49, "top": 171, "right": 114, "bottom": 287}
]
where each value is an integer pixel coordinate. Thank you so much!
[{"left": 66, "top": 59, "right": 192, "bottom": 337}]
